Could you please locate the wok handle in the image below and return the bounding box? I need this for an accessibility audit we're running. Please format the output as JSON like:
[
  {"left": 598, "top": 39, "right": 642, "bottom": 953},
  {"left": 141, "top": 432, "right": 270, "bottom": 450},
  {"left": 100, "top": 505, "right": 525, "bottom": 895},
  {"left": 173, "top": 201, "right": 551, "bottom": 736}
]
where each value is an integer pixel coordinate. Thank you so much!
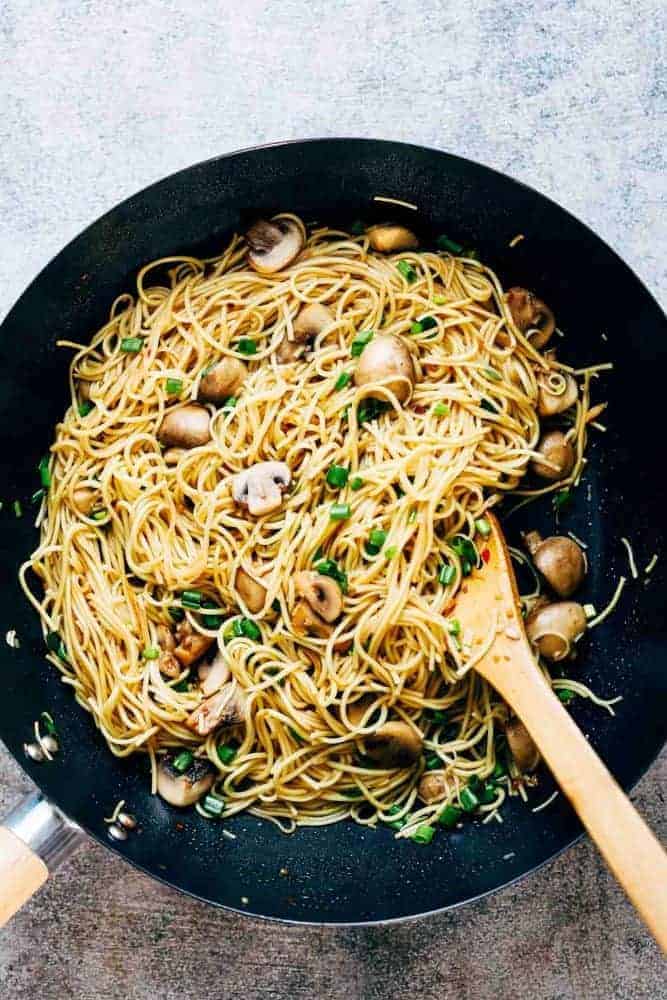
[
  {"left": 0, "top": 792, "right": 83, "bottom": 926},
  {"left": 497, "top": 659, "right": 667, "bottom": 953}
]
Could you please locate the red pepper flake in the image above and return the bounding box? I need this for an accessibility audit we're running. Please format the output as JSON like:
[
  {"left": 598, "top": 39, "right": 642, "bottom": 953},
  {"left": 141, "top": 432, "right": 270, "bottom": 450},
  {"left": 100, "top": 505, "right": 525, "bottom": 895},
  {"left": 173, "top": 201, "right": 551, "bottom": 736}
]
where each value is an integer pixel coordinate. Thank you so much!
[
  {"left": 413, "top": 404, "right": 426, "bottom": 414},
  {"left": 481, "top": 548, "right": 490, "bottom": 563}
]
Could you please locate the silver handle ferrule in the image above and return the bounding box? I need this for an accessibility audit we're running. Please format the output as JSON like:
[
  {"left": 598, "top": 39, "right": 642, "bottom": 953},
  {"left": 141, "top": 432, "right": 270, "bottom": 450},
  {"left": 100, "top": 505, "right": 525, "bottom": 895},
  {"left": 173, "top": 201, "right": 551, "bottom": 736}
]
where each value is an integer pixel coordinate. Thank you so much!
[{"left": 4, "top": 791, "right": 83, "bottom": 869}]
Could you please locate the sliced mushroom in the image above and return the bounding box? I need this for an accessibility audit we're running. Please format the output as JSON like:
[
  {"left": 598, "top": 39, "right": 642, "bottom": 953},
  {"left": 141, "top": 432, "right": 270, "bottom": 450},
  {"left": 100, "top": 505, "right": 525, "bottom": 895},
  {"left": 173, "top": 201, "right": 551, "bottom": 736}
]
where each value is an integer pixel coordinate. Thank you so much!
[
  {"left": 367, "top": 225, "right": 419, "bottom": 254},
  {"left": 525, "top": 600, "right": 587, "bottom": 661},
  {"left": 173, "top": 620, "right": 215, "bottom": 667},
  {"left": 163, "top": 447, "right": 185, "bottom": 467},
  {"left": 505, "top": 287, "right": 555, "bottom": 350},
  {"left": 198, "top": 358, "right": 246, "bottom": 405},
  {"left": 292, "top": 599, "right": 332, "bottom": 638},
  {"left": 354, "top": 334, "right": 415, "bottom": 404},
  {"left": 72, "top": 486, "right": 99, "bottom": 515},
  {"left": 293, "top": 302, "right": 333, "bottom": 340},
  {"left": 524, "top": 532, "right": 586, "bottom": 598},
  {"left": 295, "top": 571, "right": 343, "bottom": 623},
  {"left": 158, "top": 404, "right": 211, "bottom": 449},
  {"left": 246, "top": 219, "right": 304, "bottom": 274},
  {"left": 505, "top": 719, "right": 540, "bottom": 773},
  {"left": 198, "top": 649, "right": 231, "bottom": 697},
  {"left": 365, "top": 721, "right": 423, "bottom": 768},
  {"left": 345, "top": 696, "right": 380, "bottom": 728},
  {"left": 157, "top": 623, "right": 176, "bottom": 652},
  {"left": 232, "top": 461, "right": 291, "bottom": 517},
  {"left": 531, "top": 429, "right": 575, "bottom": 481},
  {"left": 158, "top": 652, "right": 181, "bottom": 678},
  {"left": 537, "top": 371, "right": 578, "bottom": 417},
  {"left": 78, "top": 379, "right": 92, "bottom": 402},
  {"left": 156, "top": 753, "right": 215, "bottom": 807},
  {"left": 186, "top": 681, "right": 246, "bottom": 736},
  {"left": 235, "top": 567, "right": 267, "bottom": 613},
  {"left": 418, "top": 770, "right": 448, "bottom": 804}
]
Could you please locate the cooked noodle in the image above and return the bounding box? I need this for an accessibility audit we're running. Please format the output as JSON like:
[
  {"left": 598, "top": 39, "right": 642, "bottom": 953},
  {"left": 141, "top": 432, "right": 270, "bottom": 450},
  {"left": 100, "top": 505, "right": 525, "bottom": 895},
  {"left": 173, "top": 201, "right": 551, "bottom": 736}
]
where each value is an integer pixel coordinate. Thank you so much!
[{"left": 20, "top": 216, "right": 603, "bottom": 832}]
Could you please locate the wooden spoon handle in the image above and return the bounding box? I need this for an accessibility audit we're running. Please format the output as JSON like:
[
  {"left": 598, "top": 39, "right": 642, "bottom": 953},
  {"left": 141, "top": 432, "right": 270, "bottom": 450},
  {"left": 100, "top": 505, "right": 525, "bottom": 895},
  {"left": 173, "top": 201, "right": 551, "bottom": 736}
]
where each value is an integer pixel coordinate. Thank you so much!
[
  {"left": 497, "top": 660, "right": 667, "bottom": 951},
  {"left": 0, "top": 826, "right": 48, "bottom": 926}
]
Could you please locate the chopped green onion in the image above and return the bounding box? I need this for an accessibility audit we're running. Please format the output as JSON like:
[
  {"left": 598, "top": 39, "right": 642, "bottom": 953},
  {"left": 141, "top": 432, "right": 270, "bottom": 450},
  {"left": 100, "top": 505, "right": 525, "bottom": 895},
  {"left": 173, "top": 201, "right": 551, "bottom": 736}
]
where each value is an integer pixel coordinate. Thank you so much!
[
  {"left": 91, "top": 509, "right": 108, "bottom": 521},
  {"left": 410, "top": 321, "right": 423, "bottom": 334},
  {"left": 557, "top": 688, "right": 576, "bottom": 703},
  {"left": 168, "top": 606, "right": 185, "bottom": 622},
  {"left": 202, "top": 794, "right": 225, "bottom": 817},
  {"left": 446, "top": 618, "right": 461, "bottom": 636},
  {"left": 492, "top": 760, "right": 507, "bottom": 780},
  {"left": 478, "top": 782, "right": 497, "bottom": 804},
  {"left": 313, "top": 546, "right": 324, "bottom": 562},
  {"left": 433, "top": 294, "right": 448, "bottom": 305},
  {"left": 142, "top": 646, "right": 160, "bottom": 660},
  {"left": 350, "top": 220, "right": 366, "bottom": 236},
  {"left": 31, "top": 488, "right": 45, "bottom": 505},
  {"left": 467, "top": 774, "right": 481, "bottom": 791},
  {"left": 425, "top": 753, "right": 441, "bottom": 771},
  {"left": 340, "top": 788, "right": 363, "bottom": 799},
  {"left": 369, "top": 529, "right": 387, "bottom": 549},
  {"left": 221, "top": 396, "right": 237, "bottom": 412},
  {"left": 350, "top": 476, "right": 364, "bottom": 491},
  {"left": 237, "top": 338, "right": 257, "bottom": 356},
  {"left": 433, "top": 402, "right": 450, "bottom": 417},
  {"left": 397, "top": 260, "right": 417, "bottom": 283},
  {"left": 330, "top": 502, "right": 351, "bottom": 521},
  {"left": 271, "top": 598, "right": 281, "bottom": 613},
  {"left": 480, "top": 398, "right": 498, "bottom": 414},
  {"left": 484, "top": 367, "right": 502, "bottom": 381},
  {"left": 351, "top": 329, "right": 374, "bottom": 357},
  {"left": 13, "top": 500, "right": 22, "bottom": 518},
  {"left": 334, "top": 371, "right": 351, "bottom": 391},
  {"left": 240, "top": 618, "right": 261, "bottom": 641},
  {"left": 553, "top": 488, "right": 572, "bottom": 511},
  {"left": 46, "top": 631, "right": 69, "bottom": 663},
  {"left": 38, "top": 456, "right": 51, "bottom": 488},
  {"left": 120, "top": 337, "right": 143, "bottom": 353},
  {"left": 78, "top": 400, "right": 94, "bottom": 417},
  {"left": 437, "top": 235, "right": 464, "bottom": 254},
  {"left": 181, "top": 590, "right": 202, "bottom": 609},
  {"left": 411, "top": 824, "right": 436, "bottom": 844},
  {"left": 201, "top": 600, "right": 224, "bottom": 629},
  {"left": 408, "top": 508, "right": 417, "bottom": 524},
  {"left": 172, "top": 677, "right": 191, "bottom": 692},
  {"left": 450, "top": 535, "right": 478, "bottom": 571},
  {"left": 429, "top": 709, "right": 448, "bottom": 725},
  {"left": 289, "top": 727, "right": 303, "bottom": 743},
  {"left": 166, "top": 378, "right": 183, "bottom": 395},
  {"left": 460, "top": 786, "right": 479, "bottom": 812},
  {"left": 475, "top": 517, "right": 491, "bottom": 537},
  {"left": 384, "top": 545, "right": 398, "bottom": 560},
  {"left": 326, "top": 465, "right": 349, "bottom": 489},
  {"left": 217, "top": 745, "right": 237, "bottom": 765},
  {"left": 438, "top": 804, "right": 462, "bottom": 828},
  {"left": 439, "top": 563, "right": 456, "bottom": 586},
  {"left": 40, "top": 711, "right": 57, "bottom": 736},
  {"left": 385, "top": 804, "right": 407, "bottom": 830},
  {"left": 172, "top": 750, "right": 194, "bottom": 773},
  {"left": 461, "top": 560, "right": 472, "bottom": 576},
  {"left": 358, "top": 398, "right": 390, "bottom": 424},
  {"left": 315, "top": 559, "right": 349, "bottom": 594}
]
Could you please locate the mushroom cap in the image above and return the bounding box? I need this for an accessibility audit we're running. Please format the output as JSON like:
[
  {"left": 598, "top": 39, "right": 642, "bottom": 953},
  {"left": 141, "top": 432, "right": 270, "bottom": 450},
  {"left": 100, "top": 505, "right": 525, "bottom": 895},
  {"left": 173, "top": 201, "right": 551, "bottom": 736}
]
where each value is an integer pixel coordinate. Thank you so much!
[
  {"left": 72, "top": 486, "right": 99, "bottom": 515},
  {"left": 505, "top": 287, "right": 555, "bottom": 349},
  {"left": 186, "top": 681, "right": 246, "bottom": 736},
  {"left": 292, "top": 599, "right": 332, "bottom": 638},
  {"left": 293, "top": 302, "right": 333, "bottom": 340},
  {"left": 235, "top": 567, "right": 267, "bottom": 614},
  {"left": 295, "top": 570, "right": 343, "bottom": 623},
  {"left": 246, "top": 219, "right": 304, "bottom": 274},
  {"left": 525, "top": 600, "right": 587, "bottom": 661},
  {"left": 232, "top": 461, "right": 291, "bottom": 517},
  {"left": 173, "top": 630, "right": 215, "bottom": 667},
  {"left": 367, "top": 225, "right": 419, "bottom": 254},
  {"left": 365, "top": 721, "right": 423, "bottom": 768},
  {"left": 531, "top": 429, "right": 575, "bottom": 481},
  {"left": 198, "top": 358, "right": 246, "bottom": 405},
  {"left": 528, "top": 534, "right": 586, "bottom": 598},
  {"left": 157, "top": 623, "right": 176, "bottom": 652},
  {"left": 505, "top": 719, "right": 540, "bottom": 773},
  {"left": 158, "top": 404, "right": 211, "bottom": 449},
  {"left": 537, "top": 371, "right": 578, "bottom": 417},
  {"left": 198, "top": 650, "right": 231, "bottom": 697},
  {"left": 156, "top": 755, "right": 215, "bottom": 807},
  {"left": 418, "top": 770, "right": 448, "bottom": 804},
  {"left": 354, "top": 334, "right": 415, "bottom": 404},
  {"left": 158, "top": 651, "right": 181, "bottom": 678}
]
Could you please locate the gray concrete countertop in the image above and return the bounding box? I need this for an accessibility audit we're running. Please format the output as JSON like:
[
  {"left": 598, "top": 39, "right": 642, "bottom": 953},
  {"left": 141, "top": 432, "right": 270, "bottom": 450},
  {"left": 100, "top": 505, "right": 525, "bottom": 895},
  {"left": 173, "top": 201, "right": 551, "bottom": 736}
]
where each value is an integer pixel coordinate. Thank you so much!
[{"left": 0, "top": 1, "right": 665, "bottom": 997}]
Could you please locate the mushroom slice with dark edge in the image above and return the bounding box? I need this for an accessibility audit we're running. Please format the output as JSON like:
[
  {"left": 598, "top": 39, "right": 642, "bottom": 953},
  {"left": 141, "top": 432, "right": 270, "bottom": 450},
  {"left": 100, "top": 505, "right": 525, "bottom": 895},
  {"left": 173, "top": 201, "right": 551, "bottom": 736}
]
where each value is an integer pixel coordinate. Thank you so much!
[
  {"left": 186, "top": 681, "right": 246, "bottom": 736},
  {"left": 537, "top": 371, "right": 578, "bottom": 417},
  {"left": 173, "top": 620, "right": 215, "bottom": 667},
  {"left": 156, "top": 753, "right": 215, "bottom": 807},
  {"left": 275, "top": 302, "right": 333, "bottom": 364},
  {"left": 235, "top": 567, "right": 267, "bottom": 614},
  {"left": 525, "top": 600, "right": 587, "bottom": 662},
  {"left": 367, "top": 225, "right": 419, "bottom": 253},
  {"left": 72, "top": 486, "right": 100, "bottom": 515},
  {"left": 292, "top": 599, "right": 332, "bottom": 638},
  {"left": 158, "top": 404, "right": 211, "bottom": 449},
  {"left": 505, "top": 718, "right": 540, "bottom": 773},
  {"left": 505, "top": 287, "right": 555, "bottom": 350},
  {"left": 295, "top": 571, "right": 343, "bottom": 623},
  {"left": 198, "top": 649, "right": 231, "bottom": 697},
  {"left": 531, "top": 429, "right": 575, "bottom": 481},
  {"left": 365, "top": 721, "right": 423, "bottom": 768},
  {"left": 524, "top": 531, "right": 586, "bottom": 598},
  {"left": 198, "top": 358, "right": 246, "bottom": 405},
  {"left": 418, "top": 770, "right": 448, "bottom": 804},
  {"left": 354, "top": 334, "right": 415, "bottom": 404},
  {"left": 156, "top": 623, "right": 180, "bottom": 678},
  {"left": 246, "top": 219, "right": 304, "bottom": 274},
  {"left": 232, "top": 461, "right": 291, "bottom": 517}
]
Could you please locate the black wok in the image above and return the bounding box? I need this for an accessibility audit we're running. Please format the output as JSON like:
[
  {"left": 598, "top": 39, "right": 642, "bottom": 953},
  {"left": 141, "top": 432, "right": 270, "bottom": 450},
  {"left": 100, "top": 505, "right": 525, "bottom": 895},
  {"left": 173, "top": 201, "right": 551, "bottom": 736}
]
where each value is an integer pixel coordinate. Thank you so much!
[{"left": 0, "top": 139, "right": 665, "bottom": 924}]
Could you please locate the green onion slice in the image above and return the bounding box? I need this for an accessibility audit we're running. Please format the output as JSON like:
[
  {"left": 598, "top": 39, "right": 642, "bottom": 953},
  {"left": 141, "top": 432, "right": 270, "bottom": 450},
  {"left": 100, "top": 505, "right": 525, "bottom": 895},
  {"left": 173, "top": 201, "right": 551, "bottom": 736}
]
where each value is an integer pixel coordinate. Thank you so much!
[
  {"left": 330, "top": 502, "right": 351, "bottom": 521},
  {"left": 120, "top": 337, "right": 143, "bottom": 353},
  {"left": 326, "top": 465, "right": 349, "bottom": 489}
]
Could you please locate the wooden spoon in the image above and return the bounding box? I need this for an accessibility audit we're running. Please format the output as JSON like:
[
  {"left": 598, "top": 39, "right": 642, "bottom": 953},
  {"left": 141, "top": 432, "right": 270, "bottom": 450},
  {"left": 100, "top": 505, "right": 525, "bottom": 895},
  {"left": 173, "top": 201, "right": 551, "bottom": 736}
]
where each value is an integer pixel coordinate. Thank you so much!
[{"left": 453, "top": 512, "right": 667, "bottom": 950}]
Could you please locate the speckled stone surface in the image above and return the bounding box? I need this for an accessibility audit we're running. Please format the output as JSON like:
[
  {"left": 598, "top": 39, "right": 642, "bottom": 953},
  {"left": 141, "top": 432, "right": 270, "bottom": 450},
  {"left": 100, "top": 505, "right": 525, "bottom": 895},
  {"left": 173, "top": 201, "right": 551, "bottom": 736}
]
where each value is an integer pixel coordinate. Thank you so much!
[{"left": 0, "top": 1, "right": 665, "bottom": 997}]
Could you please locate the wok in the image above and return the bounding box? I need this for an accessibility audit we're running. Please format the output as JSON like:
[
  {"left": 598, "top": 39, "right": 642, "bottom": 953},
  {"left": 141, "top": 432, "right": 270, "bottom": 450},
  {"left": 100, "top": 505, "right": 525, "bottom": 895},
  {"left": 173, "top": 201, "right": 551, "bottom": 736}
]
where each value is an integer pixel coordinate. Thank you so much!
[{"left": 0, "top": 139, "right": 665, "bottom": 925}]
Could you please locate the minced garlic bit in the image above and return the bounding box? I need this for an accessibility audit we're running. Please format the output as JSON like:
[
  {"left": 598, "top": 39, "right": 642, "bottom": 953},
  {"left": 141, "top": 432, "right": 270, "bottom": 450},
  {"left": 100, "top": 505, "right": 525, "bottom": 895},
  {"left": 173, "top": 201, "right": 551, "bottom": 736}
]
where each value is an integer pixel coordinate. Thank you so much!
[
  {"left": 5, "top": 629, "right": 20, "bottom": 649},
  {"left": 620, "top": 537, "right": 639, "bottom": 580},
  {"left": 508, "top": 234, "right": 525, "bottom": 248}
]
